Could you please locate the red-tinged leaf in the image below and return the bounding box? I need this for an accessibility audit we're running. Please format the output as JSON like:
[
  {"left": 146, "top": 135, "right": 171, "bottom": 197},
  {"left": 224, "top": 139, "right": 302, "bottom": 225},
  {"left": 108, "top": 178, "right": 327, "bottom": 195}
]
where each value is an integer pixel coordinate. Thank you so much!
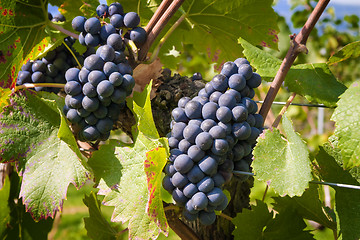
[{"left": 145, "top": 147, "right": 169, "bottom": 235}]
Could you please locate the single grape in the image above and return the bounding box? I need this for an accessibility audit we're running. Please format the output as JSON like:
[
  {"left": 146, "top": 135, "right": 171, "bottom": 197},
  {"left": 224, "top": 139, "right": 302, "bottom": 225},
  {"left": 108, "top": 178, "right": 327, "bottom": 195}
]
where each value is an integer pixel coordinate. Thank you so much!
[
  {"left": 164, "top": 163, "right": 176, "bottom": 177},
  {"left": 178, "top": 97, "right": 191, "bottom": 108},
  {"left": 171, "top": 122, "right": 186, "bottom": 140},
  {"left": 183, "top": 124, "right": 202, "bottom": 144},
  {"left": 88, "top": 70, "right": 106, "bottom": 86},
  {"left": 232, "top": 143, "right": 245, "bottom": 161},
  {"left": 191, "top": 192, "right": 208, "bottom": 210},
  {"left": 109, "top": 72, "right": 123, "bottom": 86},
  {"left": 200, "top": 119, "right": 217, "bottom": 132},
  {"left": 218, "top": 93, "right": 236, "bottom": 109},
  {"left": 123, "top": 12, "right": 140, "bottom": 28},
  {"left": 241, "top": 97, "right": 258, "bottom": 114},
  {"left": 45, "top": 64, "right": 58, "bottom": 77},
  {"left": 234, "top": 57, "right": 249, "bottom": 67},
  {"left": 232, "top": 122, "right": 251, "bottom": 140},
  {"left": 220, "top": 61, "right": 238, "bottom": 77},
  {"left": 216, "top": 106, "right": 232, "bottom": 123},
  {"left": 196, "top": 176, "right": 214, "bottom": 193},
  {"left": 84, "top": 17, "right": 101, "bottom": 34},
  {"left": 66, "top": 108, "right": 82, "bottom": 123},
  {"left": 96, "top": 45, "right": 115, "bottom": 62},
  {"left": 129, "top": 27, "right": 147, "bottom": 46},
  {"left": 198, "top": 156, "right": 217, "bottom": 176},
  {"left": 100, "top": 24, "right": 116, "bottom": 41},
  {"left": 209, "top": 91, "right": 222, "bottom": 103},
  {"left": 183, "top": 208, "right": 198, "bottom": 221},
  {"left": 32, "top": 60, "right": 46, "bottom": 72},
  {"left": 187, "top": 165, "right": 205, "bottom": 183},
  {"left": 247, "top": 72, "right": 262, "bottom": 88},
  {"left": 188, "top": 119, "right": 203, "bottom": 126},
  {"left": 171, "top": 107, "right": 188, "bottom": 123},
  {"left": 94, "top": 105, "right": 108, "bottom": 119},
  {"left": 21, "top": 60, "right": 32, "bottom": 71},
  {"left": 174, "top": 154, "right": 194, "bottom": 174},
  {"left": 211, "top": 138, "right": 229, "bottom": 156},
  {"left": 108, "top": 2, "right": 124, "bottom": 16},
  {"left": 118, "top": 63, "right": 133, "bottom": 75},
  {"left": 64, "top": 81, "right": 82, "bottom": 96},
  {"left": 52, "top": 13, "right": 66, "bottom": 22},
  {"left": 84, "top": 54, "right": 105, "bottom": 71},
  {"left": 215, "top": 194, "right": 228, "bottom": 211},
  {"left": 192, "top": 72, "right": 203, "bottom": 81},
  {"left": 198, "top": 88, "right": 209, "bottom": 98},
  {"left": 187, "top": 145, "right": 205, "bottom": 162},
  {"left": 208, "top": 125, "right": 226, "bottom": 139},
  {"left": 82, "top": 82, "right": 97, "bottom": 97},
  {"left": 172, "top": 188, "right": 188, "bottom": 206},
  {"left": 68, "top": 94, "right": 84, "bottom": 109},
  {"left": 168, "top": 137, "right": 179, "bottom": 148},
  {"left": 85, "top": 114, "right": 98, "bottom": 126},
  {"left": 96, "top": 4, "right": 109, "bottom": 17},
  {"left": 207, "top": 187, "right": 225, "bottom": 206},
  {"left": 169, "top": 149, "right": 183, "bottom": 162},
  {"left": 171, "top": 172, "right": 189, "bottom": 188},
  {"left": 72, "top": 16, "right": 87, "bottom": 32},
  {"left": 238, "top": 64, "right": 253, "bottom": 80},
  {"left": 110, "top": 14, "right": 124, "bottom": 28},
  {"left": 77, "top": 108, "right": 91, "bottom": 118},
  {"left": 114, "top": 51, "right": 126, "bottom": 64},
  {"left": 212, "top": 173, "right": 225, "bottom": 187},
  {"left": 253, "top": 114, "right": 264, "bottom": 128},
  {"left": 82, "top": 125, "right": 101, "bottom": 141},
  {"left": 228, "top": 73, "right": 246, "bottom": 91},
  {"left": 185, "top": 100, "right": 202, "bottom": 119},
  {"left": 96, "top": 117, "right": 113, "bottom": 134},
  {"left": 16, "top": 71, "right": 31, "bottom": 85},
  {"left": 202, "top": 102, "right": 219, "bottom": 121},
  {"left": 232, "top": 104, "right": 248, "bottom": 122},
  {"left": 211, "top": 74, "right": 228, "bottom": 92},
  {"left": 183, "top": 183, "right": 198, "bottom": 198},
  {"left": 178, "top": 139, "right": 192, "bottom": 153},
  {"left": 31, "top": 71, "right": 45, "bottom": 83},
  {"left": 85, "top": 33, "right": 101, "bottom": 47},
  {"left": 97, "top": 80, "right": 114, "bottom": 98},
  {"left": 162, "top": 175, "right": 175, "bottom": 192},
  {"left": 247, "top": 127, "right": 261, "bottom": 144},
  {"left": 195, "top": 132, "right": 213, "bottom": 151},
  {"left": 110, "top": 88, "right": 127, "bottom": 104},
  {"left": 107, "top": 33, "right": 123, "bottom": 51},
  {"left": 246, "top": 114, "right": 256, "bottom": 127},
  {"left": 82, "top": 96, "right": 100, "bottom": 112},
  {"left": 103, "top": 62, "right": 118, "bottom": 77},
  {"left": 121, "top": 74, "right": 135, "bottom": 92}
]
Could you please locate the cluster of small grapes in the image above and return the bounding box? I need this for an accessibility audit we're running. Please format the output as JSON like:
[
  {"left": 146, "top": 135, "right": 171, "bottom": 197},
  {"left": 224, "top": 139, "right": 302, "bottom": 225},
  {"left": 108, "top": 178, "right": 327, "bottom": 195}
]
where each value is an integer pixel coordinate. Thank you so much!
[
  {"left": 71, "top": 2, "right": 146, "bottom": 48},
  {"left": 163, "top": 58, "right": 264, "bottom": 225},
  {"left": 16, "top": 37, "right": 91, "bottom": 93},
  {"left": 62, "top": 41, "right": 135, "bottom": 142}
]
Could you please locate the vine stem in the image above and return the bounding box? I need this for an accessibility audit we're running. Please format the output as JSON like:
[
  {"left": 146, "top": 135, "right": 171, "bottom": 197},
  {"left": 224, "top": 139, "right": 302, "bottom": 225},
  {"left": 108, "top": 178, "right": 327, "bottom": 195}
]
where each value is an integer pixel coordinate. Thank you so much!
[
  {"left": 219, "top": 212, "right": 233, "bottom": 221},
  {"left": 49, "top": 22, "right": 79, "bottom": 40},
  {"left": 272, "top": 93, "right": 296, "bottom": 128},
  {"left": 147, "top": 14, "right": 186, "bottom": 64},
  {"left": 259, "top": 0, "right": 330, "bottom": 120},
  {"left": 15, "top": 83, "right": 65, "bottom": 90},
  {"left": 145, "top": 0, "right": 173, "bottom": 34},
  {"left": 138, "top": 0, "right": 185, "bottom": 61}
]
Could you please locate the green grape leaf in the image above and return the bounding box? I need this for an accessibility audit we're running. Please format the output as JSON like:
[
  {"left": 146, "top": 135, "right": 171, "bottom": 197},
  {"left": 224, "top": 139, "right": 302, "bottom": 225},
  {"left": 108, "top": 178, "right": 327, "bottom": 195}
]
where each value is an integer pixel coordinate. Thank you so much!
[
  {"left": 263, "top": 205, "right": 314, "bottom": 240},
  {"left": 83, "top": 192, "right": 117, "bottom": 240},
  {"left": 232, "top": 200, "right": 273, "bottom": 239},
  {"left": 0, "top": 87, "right": 12, "bottom": 112},
  {"left": 328, "top": 41, "right": 360, "bottom": 65},
  {"left": 316, "top": 146, "right": 360, "bottom": 240},
  {"left": 0, "top": 91, "right": 90, "bottom": 220},
  {"left": 88, "top": 82, "right": 169, "bottom": 240},
  {"left": 325, "top": 135, "right": 360, "bottom": 182},
  {"left": 145, "top": 147, "right": 169, "bottom": 233},
  {"left": 239, "top": 38, "right": 347, "bottom": 107},
  {"left": 331, "top": 81, "right": 360, "bottom": 169},
  {"left": 252, "top": 113, "right": 312, "bottom": 197},
  {"left": 272, "top": 185, "right": 336, "bottom": 230},
  {"left": 0, "top": 176, "right": 11, "bottom": 236},
  {"left": 2, "top": 173, "right": 54, "bottom": 240},
  {"left": 0, "top": 0, "right": 59, "bottom": 88},
  {"left": 160, "top": 0, "right": 279, "bottom": 68}
]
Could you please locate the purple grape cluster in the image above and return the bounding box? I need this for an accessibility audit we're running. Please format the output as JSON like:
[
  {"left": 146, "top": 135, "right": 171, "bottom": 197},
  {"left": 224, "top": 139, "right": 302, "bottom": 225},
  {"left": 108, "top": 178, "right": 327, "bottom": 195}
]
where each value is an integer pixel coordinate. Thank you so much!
[
  {"left": 62, "top": 40, "right": 135, "bottom": 142},
  {"left": 16, "top": 37, "right": 90, "bottom": 93},
  {"left": 163, "top": 58, "right": 264, "bottom": 225},
  {"left": 71, "top": 2, "right": 146, "bottom": 48}
]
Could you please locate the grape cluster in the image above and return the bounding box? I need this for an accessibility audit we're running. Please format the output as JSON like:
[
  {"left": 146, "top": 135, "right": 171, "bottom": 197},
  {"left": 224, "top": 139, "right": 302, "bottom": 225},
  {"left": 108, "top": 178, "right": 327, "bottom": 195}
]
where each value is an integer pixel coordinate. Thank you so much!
[
  {"left": 163, "top": 58, "right": 264, "bottom": 225},
  {"left": 62, "top": 39, "right": 135, "bottom": 142},
  {"left": 71, "top": 2, "right": 146, "bottom": 48},
  {"left": 16, "top": 37, "right": 90, "bottom": 93}
]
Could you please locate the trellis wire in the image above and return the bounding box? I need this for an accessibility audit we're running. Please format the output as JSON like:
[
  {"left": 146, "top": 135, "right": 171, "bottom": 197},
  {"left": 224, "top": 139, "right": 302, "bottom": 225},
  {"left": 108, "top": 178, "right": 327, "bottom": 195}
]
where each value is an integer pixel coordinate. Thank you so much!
[
  {"left": 256, "top": 100, "right": 332, "bottom": 108},
  {"left": 232, "top": 171, "right": 360, "bottom": 190}
]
